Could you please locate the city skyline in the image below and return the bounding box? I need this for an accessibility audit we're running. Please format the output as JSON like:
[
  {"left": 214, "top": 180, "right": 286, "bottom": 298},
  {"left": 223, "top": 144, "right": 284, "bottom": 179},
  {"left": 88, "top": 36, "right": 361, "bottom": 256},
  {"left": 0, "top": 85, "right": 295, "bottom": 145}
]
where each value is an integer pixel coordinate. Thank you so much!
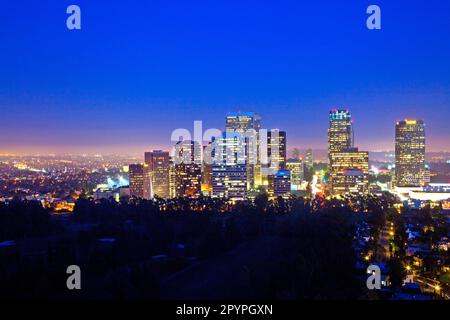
[
  {"left": 1, "top": 1, "right": 450, "bottom": 154},
  {"left": 2, "top": 0, "right": 450, "bottom": 305}
]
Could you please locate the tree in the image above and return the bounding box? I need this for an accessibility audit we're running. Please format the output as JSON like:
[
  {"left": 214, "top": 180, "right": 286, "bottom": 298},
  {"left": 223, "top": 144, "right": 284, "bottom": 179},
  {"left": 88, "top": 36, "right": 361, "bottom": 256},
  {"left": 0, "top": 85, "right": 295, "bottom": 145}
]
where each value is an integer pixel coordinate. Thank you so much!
[
  {"left": 389, "top": 258, "right": 406, "bottom": 289},
  {"left": 254, "top": 191, "right": 269, "bottom": 213}
]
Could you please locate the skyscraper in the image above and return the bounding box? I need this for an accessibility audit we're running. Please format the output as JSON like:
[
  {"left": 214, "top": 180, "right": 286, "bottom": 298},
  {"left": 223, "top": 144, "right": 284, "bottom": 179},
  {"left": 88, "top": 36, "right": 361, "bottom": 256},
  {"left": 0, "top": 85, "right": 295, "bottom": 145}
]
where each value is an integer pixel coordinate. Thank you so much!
[
  {"left": 143, "top": 163, "right": 153, "bottom": 200},
  {"left": 169, "top": 161, "right": 177, "bottom": 199},
  {"left": 328, "top": 109, "right": 353, "bottom": 167},
  {"left": 303, "top": 148, "right": 314, "bottom": 182},
  {"left": 305, "top": 149, "right": 313, "bottom": 171},
  {"left": 129, "top": 164, "right": 144, "bottom": 199},
  {"left": 268, "top": 170, "right": 291, "bottom": 200},
  {"left": 173, "top": 140, "right": 202, "bottom": 198},
  {"left": 329, "top": 148, "right": 369, "bottom": 195},
  {"left": 144, "top": 150, "right": 170, "bottom": 199},
  {"left": 327, "top": 109, "right": 366, "bottom": 195},
  {"left": 211, "top": 132, "right": 248, "bottom": 201},
  {"left": 225, "top": 112, "right": 262, "bottom": 133},
  {"left": 225, "top": 112, "right": 261, "bottom": 189},
  {"left": 395, "top": 120, "right": 426, "bottom": 187},
  {"left": 202, "top": 143, "right": 213, "bottom": 196},
  {"left": 286, "top": 159, "right": 303, "bottom": 191},
  {"left": 267, "top": 129, "right": 287, "bottom": 171},
  {"left": 260, "top": 129, "right": 287, "bottom": 187}
]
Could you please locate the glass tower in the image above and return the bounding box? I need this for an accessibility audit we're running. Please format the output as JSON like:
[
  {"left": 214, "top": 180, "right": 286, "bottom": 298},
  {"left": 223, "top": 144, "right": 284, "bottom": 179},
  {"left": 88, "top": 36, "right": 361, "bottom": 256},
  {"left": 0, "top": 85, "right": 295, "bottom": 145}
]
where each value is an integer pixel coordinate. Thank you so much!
[{"left": 395, "top": 120, "right": 426, "bottom": 187}]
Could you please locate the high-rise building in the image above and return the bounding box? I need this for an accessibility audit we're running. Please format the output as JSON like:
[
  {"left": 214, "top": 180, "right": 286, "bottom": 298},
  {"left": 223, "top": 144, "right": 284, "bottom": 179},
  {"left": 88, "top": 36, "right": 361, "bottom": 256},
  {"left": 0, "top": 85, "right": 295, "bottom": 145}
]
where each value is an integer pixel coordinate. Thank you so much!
[
  {"left": 330, "top": 148, "right": 369, "bottom": 195},
  {"left": 260, "top": 129, "right": 287, "bottom": 186},
  {"left": 303, "top": 148, "right": 314, "bottom": 182},
  {"left": 143, "top": 164, "right": 153, "bottom": 200},
  {"left": 286, "top": 159, "right": 303, "bottom": 191},
  {"left": 129, "top": 164, "right": 144, "bottom": 199},
  {"left": 225, "top": 112, "right": 262, "bottom": 133},
  {"left": 395, "top": 120, "right": 426, "bottom": 187},
  {"left": 267, "top": 129, "right": 287, "bottom": 171},
  {"left": 225, "top": 112, "right": 261, "bottom": 190},
  {"left": 145, "top": 150, "right": 170, "bottom": 198},
  {"left": 200, "top": 143, "right": 214, "bottom": 196},
  {"left": 305, "top": 149, "right": 313, "bottom": 170},
  {"left": 268, "top": 170, "right": 291, "bottom": 200},
  {"left": 328, "top": 109, "right": 353, "bottom": 168},
  {"left": 169, "top": 161, "right": 177, "bottom": 199},
  {"left": 211, "top": 132, "right": 248, "bottom": 201},
  {"left": 173, "top": 140, "right": 202, "bottom": 198}
]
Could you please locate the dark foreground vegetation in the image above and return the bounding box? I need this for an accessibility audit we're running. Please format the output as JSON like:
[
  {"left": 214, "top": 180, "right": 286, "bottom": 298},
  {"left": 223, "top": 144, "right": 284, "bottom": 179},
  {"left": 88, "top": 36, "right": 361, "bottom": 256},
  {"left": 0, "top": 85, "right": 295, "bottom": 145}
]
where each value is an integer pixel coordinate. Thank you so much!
[{"left": 0, "top": 195, "right": 387, "bottom": 299}]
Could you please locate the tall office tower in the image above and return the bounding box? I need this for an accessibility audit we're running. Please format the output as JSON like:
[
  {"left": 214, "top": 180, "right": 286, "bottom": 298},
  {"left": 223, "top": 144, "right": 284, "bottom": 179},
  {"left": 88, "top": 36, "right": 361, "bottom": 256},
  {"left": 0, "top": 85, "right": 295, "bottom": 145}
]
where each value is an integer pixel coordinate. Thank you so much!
[
  {"left": 225, "top": 112, "right": 262, "bottom": 133},
  {"left": 267, "top": 129, "right": 287, "bottom": 171},
  {"left": 395, "top": 120, "right": 426, "bottom": 187},
  {"left": 268, "top": 170, "right": 291, "bottom": 200},
  {"left": 201, "top": 143, "right": 213, "bottom": 196},
  {"left": 144, "top": 150, "right": 170, "bottom": 198},
  {"left": 202, "top": 162, "right": 213, "bottom": 196},
  {"left": 169, "top": 161, "right": 177, "bottom": 198},
  {"left": 328, "top": 109, "right": 353, "bottom": 168},
  {"left": 211, "top": 132, "right": 248, "bottom": 201},
  {"left": 225, "top": 112, "right": 261, "bottom": 190},
  {"left": 423, "top": 166, "right": 431, "bottom": 186},
  {"left": 143, "top": 163, "right": 153, "bottom": 200},
  {"left": 286, "top": 159, "right": 303, "bottom": 191},
  {"left": 305, "top": 149, "right": 313, "bottom": 170},
  {"left": 303, "top": 148, "right": 314, "bottom": 182},
  {"left": 260, "top": 129, "right": 287, "bottom": 186},
  {"left": 173, "top": 140, "right": 202, "bottom": 198},
  {"left": 330, "top": 148, "right": 369, "bottom": 195},
  {"left": 129, "top": 164, "right": 144, "bottom": 199}
]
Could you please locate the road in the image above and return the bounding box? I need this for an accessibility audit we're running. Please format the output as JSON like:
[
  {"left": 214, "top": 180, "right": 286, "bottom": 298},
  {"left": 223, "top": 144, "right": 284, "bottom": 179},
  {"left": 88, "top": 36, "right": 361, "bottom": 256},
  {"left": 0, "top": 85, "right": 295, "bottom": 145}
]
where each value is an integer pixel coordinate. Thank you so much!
[
  {"left": 375, "top": 225, "right": 391, "bottom": 261},
  {"left": 415, "top": 276, "right": 450, "bottom": 300}
]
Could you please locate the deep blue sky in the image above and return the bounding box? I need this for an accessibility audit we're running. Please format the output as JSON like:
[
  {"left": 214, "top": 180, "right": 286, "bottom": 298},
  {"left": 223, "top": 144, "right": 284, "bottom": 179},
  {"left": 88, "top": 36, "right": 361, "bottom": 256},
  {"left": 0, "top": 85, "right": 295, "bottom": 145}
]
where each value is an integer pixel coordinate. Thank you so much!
[{"left": 1, "top": 0, "right": 449, "bottom": 154}]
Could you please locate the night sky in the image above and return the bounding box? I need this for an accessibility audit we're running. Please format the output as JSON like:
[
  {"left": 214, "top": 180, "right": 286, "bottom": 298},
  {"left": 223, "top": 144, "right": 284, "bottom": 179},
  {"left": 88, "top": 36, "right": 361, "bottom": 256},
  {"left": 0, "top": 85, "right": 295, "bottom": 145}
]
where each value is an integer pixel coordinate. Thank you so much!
[{"left": 1, "top": 0, "right": 449, "bottom": 154}]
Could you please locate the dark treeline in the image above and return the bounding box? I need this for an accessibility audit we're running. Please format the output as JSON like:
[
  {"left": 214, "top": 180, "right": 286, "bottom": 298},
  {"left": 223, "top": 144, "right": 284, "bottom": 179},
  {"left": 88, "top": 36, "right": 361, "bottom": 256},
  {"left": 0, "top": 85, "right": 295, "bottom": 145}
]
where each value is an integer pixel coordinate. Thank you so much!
[
  {"left": 0, "top": 195, "right": 386, "bottom": 299},
  {"left": 0, "top": 200, "right": 62, "bottom": 241}
]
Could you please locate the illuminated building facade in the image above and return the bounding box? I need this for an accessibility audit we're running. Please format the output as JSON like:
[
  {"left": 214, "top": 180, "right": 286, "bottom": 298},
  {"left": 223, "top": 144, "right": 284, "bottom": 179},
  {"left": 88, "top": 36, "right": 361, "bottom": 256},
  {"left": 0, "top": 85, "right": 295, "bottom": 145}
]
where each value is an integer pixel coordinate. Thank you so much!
[
  {"left": 225, "top": 112, "right": 261, "bottom": 189},
  {"left": 305, "top": 149, "right": 313, "bottom": 171},
  {"left": 328, "top": 109, "right": 353, "bottom": 168},
  {"left": 395, "top": 120, "right": 426, "bottom": 187},
  {"left": 201, "top": 143, "right": 213, "bottom": 196},
  {"left": 225, "top": 112, "right": 261, "bottom": 133},
  {"left": 143, "top": 163, "right": 153, "bottom": 199},
  {"left": 145, "top": 150, "right": 170, "bottom": 198},
  {"left": 268, "top": 170, "right": 291, "bottom": 200},
  {"left": 128, "top": 163, "right": 144, "bottom": 199},
  {"left": 260, "top": 129, "right": 287, "bottom": 186},
  {"left": 174, "top": 141, "right": 202, "bottom": 198},
  {"left": 211, "top": 132, "right": 248, "bottom": 201},
  {"left": 286, "top": 159, "right": 303, "bottom": 191},
  {"left": 267, "top": 130, "right": 287, "bottom": 171},
  {"left": 330, "top": 148, "right": 369, "bottom": 195},
  {"left": 169, "top": 161, "right": 177, "bottom": 199}
]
